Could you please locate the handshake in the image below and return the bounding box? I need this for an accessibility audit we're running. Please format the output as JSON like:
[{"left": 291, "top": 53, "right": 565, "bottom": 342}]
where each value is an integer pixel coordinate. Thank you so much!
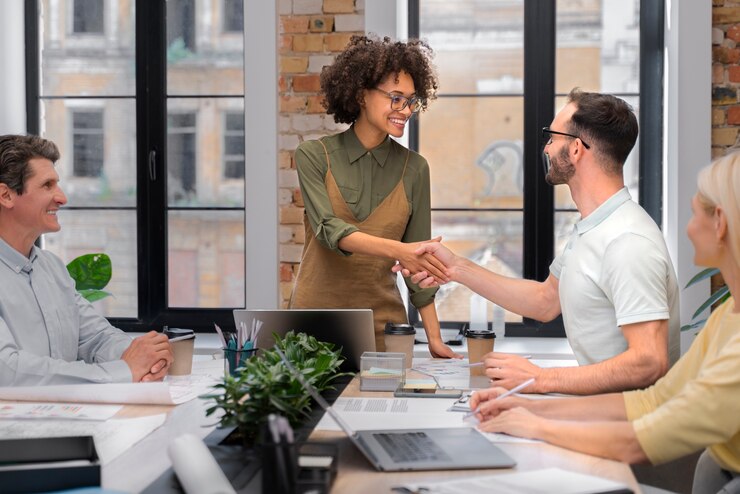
[{"left": 391, "top": 237, "right": 460, "bottom": 287}]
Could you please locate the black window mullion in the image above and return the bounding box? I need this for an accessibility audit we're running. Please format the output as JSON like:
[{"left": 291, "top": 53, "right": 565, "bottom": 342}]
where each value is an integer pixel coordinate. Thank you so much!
[
  {"left": 24, "top": 0, "right": 40, "bottom": 135},
  {"left": 638, "top": 0, "right": 664, "bottom": 227}
]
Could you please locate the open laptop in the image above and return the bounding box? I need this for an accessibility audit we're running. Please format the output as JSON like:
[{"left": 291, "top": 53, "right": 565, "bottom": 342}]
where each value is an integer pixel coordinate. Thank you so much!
[
  {"left": 233, "top": 309, "right": 375, "bottom": 372},
  {"left": 275, "top": 347, "right": 516, "bottom": 472}
]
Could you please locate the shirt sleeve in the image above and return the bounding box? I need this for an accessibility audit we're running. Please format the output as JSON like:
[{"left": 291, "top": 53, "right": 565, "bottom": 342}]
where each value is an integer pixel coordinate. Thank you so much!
[
  {"left": 624, "top": 304, "right": 740, "bottom": 465},
  {"left": 295, "top": 143, "right": 358, "bottom": 255},
  {"left": 600, "top": 234, "right": 671, "bottom": 327},
  {"left": 400, "top": 157, "right": 438, "bottom": 308}
]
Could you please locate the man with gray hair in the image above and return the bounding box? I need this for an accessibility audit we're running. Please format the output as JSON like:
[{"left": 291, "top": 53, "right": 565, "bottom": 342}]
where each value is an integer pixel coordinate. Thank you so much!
[{"left": 0, "top": 134, "right": 172, "bottom": 385}]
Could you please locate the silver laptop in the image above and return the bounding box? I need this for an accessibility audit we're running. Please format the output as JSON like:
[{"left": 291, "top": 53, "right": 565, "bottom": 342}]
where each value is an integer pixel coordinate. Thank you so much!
[
  {"left": 233, "top": 309, "right": 375, "bottom": 371},
  {"left": 275, "top": 347, "right": 517, "bottom": 472}
]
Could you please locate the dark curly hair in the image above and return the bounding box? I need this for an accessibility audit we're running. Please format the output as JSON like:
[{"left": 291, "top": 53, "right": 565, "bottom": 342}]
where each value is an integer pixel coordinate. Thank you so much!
[{"left": 320, "top": 35, "right": 439, "bottom": 124}]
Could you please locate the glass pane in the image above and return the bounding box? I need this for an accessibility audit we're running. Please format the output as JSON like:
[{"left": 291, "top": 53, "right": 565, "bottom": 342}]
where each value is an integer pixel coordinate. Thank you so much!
[
  {"left": 41, "top": 98, "right": 137, "bottom": 208},
  {"left": 420, "top": 97, "right": 524, "bottom": 209},
  {"left": 552, "top": 95, "right": 640, "bottom": 209},
  {"left": 555, "top": 211, "right": 580, "bottom": 258},
  {"left": 167, "top": 98, "right": 245, "bottom": 207},
  {"left": 168, "top": 211, "right": 245, "bottom": 308},
  {"left": 431, "top": 211, "right": 523, "bottom": 324},
  {"left": 556, "top": 0, "right": 640, "bottom": 94},
  {"left": 43, "top": 210, "right": 138, "bottom": 318},
  {"left": 39, "top": 0, "right": 135, "bottom": 97},
  {"left": 419, "top": 0, "right": 524, "bottom": 95},
  {"left": 167, "top": 0, "right": 244, "bottom": 95}
]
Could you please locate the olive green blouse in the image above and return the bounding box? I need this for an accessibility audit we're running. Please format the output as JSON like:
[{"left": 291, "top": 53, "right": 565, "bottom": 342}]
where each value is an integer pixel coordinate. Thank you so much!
[{"left": 295, "top": 126, "right": 438, "bottom": 308}]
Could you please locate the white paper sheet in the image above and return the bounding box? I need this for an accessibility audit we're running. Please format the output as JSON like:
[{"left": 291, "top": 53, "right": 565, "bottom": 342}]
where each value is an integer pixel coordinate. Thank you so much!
[
  {"left": 0, "top": 359, "right": 225, "bottom": 406},
  {"left": 401, "top": 467, "right": 630, "bottom": 494},
  {"left": 0, "top": 413, "right": 167, "bottom": 465},
  {"left": 0, "top": 402, "right": 122, "bottom": 421}
]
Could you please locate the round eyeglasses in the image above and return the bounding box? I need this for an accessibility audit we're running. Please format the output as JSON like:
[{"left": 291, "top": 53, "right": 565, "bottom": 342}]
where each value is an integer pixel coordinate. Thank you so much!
[{"left": 373, "top": 88, "right": 423, "bottom": 113}]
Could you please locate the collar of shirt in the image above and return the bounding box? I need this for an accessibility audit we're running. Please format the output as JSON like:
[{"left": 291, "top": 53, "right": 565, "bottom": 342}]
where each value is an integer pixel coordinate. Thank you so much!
[
  {"left": 575, "top": 187, "right": 631, "bottom": 235},
  {"left": 0, "top": 236, "right": 36, "bottom": 274},
  {"left": 343, "top": 125, "right": 392, "bottom": 167}
]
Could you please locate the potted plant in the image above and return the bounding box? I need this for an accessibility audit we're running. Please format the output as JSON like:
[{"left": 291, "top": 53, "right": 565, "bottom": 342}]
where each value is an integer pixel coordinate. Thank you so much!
[
  {"left": 204, "top": 331, "right": 350, "bottom": 445},
  {"left": 66, "top": 253, "right": 113, "bottom": 302},
  {"left": 681, "top": 268, "right": 730, "bottom": 332}
]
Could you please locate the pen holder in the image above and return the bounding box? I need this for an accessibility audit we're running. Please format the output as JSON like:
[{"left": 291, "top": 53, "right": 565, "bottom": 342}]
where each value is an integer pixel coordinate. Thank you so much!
[
  {"left": 260, "top": 425, "right": 298, "bottom": 494},
  {"left": 223, "top": 347, "right": 258, "bottom": 378},
  {"left": 295, "top": 442, "right": 338, "bottom": 494}
]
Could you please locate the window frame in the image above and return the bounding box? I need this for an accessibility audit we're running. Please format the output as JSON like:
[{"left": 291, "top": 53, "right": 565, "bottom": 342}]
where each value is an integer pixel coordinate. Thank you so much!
[{"left": 406, "top": 0, "right": 664, "bottom": 337}]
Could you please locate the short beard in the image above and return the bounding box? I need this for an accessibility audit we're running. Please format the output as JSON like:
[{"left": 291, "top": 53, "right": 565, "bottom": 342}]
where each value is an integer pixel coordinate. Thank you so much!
[{"left": 545, "top": 146, "right": 576, "bottom": 185}]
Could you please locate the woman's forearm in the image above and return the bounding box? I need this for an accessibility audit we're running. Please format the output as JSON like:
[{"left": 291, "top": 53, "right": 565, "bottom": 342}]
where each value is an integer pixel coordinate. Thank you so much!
[{"left": 538, "top": 419, "right": 647, "bottom": 463}]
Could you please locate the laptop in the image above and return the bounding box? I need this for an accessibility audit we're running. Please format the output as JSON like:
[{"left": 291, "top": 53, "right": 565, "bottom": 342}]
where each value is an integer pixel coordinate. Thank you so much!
[
  {"left": 233, "top": 309, "right": 375, "bottom": 372},
  {"left": 275, "top": 347, "right": 517, "bottom": 472}
]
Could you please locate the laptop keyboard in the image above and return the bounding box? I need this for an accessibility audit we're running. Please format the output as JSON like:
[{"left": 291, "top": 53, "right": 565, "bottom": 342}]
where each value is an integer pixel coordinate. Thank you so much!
[{"left": 373, "top": 432, "right": 452, "bottom": 463}]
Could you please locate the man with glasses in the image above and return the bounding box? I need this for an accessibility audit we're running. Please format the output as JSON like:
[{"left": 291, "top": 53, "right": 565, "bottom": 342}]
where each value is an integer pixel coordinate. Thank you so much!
[{"left": 396, "top": 89, "right": 680, "bottom": 394}]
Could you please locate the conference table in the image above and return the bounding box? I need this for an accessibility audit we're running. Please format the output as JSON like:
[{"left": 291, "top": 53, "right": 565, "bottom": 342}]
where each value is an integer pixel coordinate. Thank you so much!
[{"left": 98, "top": 335, "right": 641, "bottom": 493}]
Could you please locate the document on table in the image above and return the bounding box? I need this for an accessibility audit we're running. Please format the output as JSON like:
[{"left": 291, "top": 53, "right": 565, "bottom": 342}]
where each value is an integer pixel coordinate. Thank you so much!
[
  {"left": 0, "top": 402, "right": 122, "bottom": 421},
  {"left": 400, "top": 467, "right": 632, "bottom": 494},
  {"left": 0, "top": 359, "right": 225, "bottom": 406},
  {"left": 0, "top": 413, "right": 166, "bottom": 465}
]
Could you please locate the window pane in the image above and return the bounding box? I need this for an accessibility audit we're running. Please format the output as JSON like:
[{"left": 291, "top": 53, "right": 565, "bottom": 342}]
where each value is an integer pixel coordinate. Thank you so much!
[
  {"left": 556, "top": 0, "right": 640, "bottom": 94},
  {"left": 420, "top": 0, "right": 524, "bottom": 95},
  {"left": 44, "top": 210, "right": 138, "bottom": 318},
  {"left": 223, "top": 0, "right": 244, "bottom": 33},
  {"left": 41, "top": 99, "right": 137, "bottom": 208},
  {"left": 168, "top": 210, "right": 245, "bottom": 308},
  {"left": 421, "top": 96, "right": 524, "bottom": 209},
  {"left": 167, "top": 98, "right": 245, "bottom": 207},
  {"left": 40, "top": 0, "right": 135, "bottom": 96},
  {"left": 167, "top": 0, "right": 244, "bottom": 95},
  {"left": 432, "top": 211, "right": 523, "bottom": 324}
]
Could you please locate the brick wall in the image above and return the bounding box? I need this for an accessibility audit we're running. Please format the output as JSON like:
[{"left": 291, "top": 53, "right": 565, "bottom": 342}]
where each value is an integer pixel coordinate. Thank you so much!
[
  {"left": 278, "top": 0, "right": 364, "bottom": 306},
  {"left": 712, "top": 1, "right": 740, "bottom": 156}
]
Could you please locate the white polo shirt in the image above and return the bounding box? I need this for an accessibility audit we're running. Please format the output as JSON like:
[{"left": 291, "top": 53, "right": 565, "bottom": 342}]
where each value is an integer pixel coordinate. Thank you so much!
[{"left": 550, "top": 188, "right": 680, "bottom": 366}]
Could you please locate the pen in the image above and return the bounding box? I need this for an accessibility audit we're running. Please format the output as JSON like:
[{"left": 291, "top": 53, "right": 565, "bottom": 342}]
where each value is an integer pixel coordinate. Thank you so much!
[{"left": 463, "top": 377, "right": 535, "bottom": 420}]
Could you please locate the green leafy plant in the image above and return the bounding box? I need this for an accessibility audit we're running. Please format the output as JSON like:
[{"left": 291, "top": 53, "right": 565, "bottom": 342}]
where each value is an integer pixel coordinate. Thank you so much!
[
  {"left": 204, "top": 331, "right": 350, "bottom": 444},
  {"left": 66, "top": 253, "right": 113, "bottom": 302},
  {"left": 681, "top": 268, "right": 730, "bottom": 332}
]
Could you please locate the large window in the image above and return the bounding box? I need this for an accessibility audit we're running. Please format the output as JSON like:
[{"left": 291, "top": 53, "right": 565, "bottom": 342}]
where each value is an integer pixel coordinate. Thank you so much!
[
  {"left": 408, "top": 0, "right": 663, "bottom": 335},
  {"left": 28, "top": 0, "right": 247, "bottom": 330}
]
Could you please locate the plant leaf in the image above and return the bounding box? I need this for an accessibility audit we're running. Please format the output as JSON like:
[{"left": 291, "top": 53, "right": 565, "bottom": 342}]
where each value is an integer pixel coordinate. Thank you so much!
[
  {"left": 692, "top": 285, "right": 730, "bottom": 320},
  {"left": 66, "top": 253, "right": 112, "bottom": 290},
  {"left": 684, "top": 268, "right": 720, "bottom": 288},
  {"left": 680, "top": 319, "right": 707, "bottom": 332},
  {"left": 78, "top": 289, "right": 113, "bottom": 302}
]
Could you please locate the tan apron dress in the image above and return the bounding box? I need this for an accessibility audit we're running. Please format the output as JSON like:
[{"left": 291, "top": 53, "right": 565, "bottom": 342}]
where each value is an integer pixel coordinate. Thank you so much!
[{"left": 289, "top": 139, "right": 411, "bottom": 351}]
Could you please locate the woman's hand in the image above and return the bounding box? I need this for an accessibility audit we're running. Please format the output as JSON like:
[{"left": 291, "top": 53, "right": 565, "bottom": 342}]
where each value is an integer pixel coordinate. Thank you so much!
[
  {"left": 477, "top": 407, "right": 545, "bottom": 440},
  {"left": 394, "top": 237, "right": 449, "bottom": 283},
  {"left": 428, "top": 338, "right": 463, "bottom": 359}
]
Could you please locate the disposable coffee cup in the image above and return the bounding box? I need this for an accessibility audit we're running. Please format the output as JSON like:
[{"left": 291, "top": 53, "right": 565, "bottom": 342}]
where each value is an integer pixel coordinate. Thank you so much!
[
  {"left": 164, "top": 328, "right": 196, "bottom": 376},
  {"left": 464, "top": 329, "right": 495, "bottom": 376},
  {"left": 384, "top": 323, "right": 415, "bottom": 368}
]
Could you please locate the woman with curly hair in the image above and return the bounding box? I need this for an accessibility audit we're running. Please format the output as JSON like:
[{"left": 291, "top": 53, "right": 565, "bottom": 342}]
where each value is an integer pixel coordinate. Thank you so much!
[{"left": 289, "top": 35, "right": 459, "bottom": 357}]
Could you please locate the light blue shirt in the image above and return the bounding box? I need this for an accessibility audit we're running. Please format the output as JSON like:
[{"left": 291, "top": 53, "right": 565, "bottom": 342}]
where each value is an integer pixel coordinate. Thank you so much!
[
  {"left": 0, "top": 237, "right": 132, "bottom": 385},
  {"left": 550, "top": 188, "right": 680, "bottom": 366}
]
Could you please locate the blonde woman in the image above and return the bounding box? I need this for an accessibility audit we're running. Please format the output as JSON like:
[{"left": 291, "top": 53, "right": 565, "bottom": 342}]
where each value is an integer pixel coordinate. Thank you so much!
[{"left": 470, "top": 154, "right": 740, "bottom": 493}]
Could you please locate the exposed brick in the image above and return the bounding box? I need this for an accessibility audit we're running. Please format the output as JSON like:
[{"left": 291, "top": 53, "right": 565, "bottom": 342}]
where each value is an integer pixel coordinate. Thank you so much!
[
  {"left": 711, "top": 147, "right": 727, "bottom": 159},
  {"left": 292, "top": 225, "right": 306, "bottom": 244},
  {"left": 713, "top": 46, "right": 740, "bottom": 64},
  {"left": 714, "top": 64, "right": 726, "bottom": 84},
  {"left": 280, "top": 225, "right": 294, "bottom": 243},
  {"left": 280, "top": 263, "right": 294, "bottom": 282},
  {"left": 279, "top": 134, "right": 300, "bottom": 151},
  {"left": 729, "top": 25, "right": 740, "bottom": 43},
  {"left": 730, "top": 65, "right": 740, "bottom": 83},
  {"left": 293, "top": 188, "right": 304, "bottom": 207},
  {"left": 279, "top": 187, "right": 293, "bottom": 205},
  {"left": 292, "top": 74, "right": 321, "bottom": 92},
  {"left": 278, "top": 0, "right": 292, "bottom": 15},
  {"left": 712, "top": 127, "right": 739, "bottom": 146},
  {"left": 714, "top": 27, "right": 726, "bottom": 45},
  {"left": 279, "top": 151, "right": 293, "bottom": 169},
  {"left": 728, "top": 105, "right": 740, "bottom": 125},
  {"left": 334, "top": 14, "right": 363, "bottom": 32},
  {"left": 293, "top": 0, "right": 323, "bottom": 15},
  {"left": 280, "top": 95, "right": 307, "bottom": 113},
  {"left": 279, "top": 169, "right": 300, "bottom": 187},
  {"left": 281, "top": 16, "right": 310, "bottom": 34},
  {"left": 293, "top": 34, "right": 325, "bottom": 52},
  {"left": 309, "top": 15, "right": 334, "bottom": 33},
  {"left": 714, "top": 7, "right": 740, "bottom": 24},
  {"left": 714, "top": 0, "right": 726, "bottom": 6},
  {"left": 713, "top": 86, "right": 737, "bottom": 105},
  {"left": 278, "top": 75, "right": 289, "bottom": 93},
  {"left": 713, "top": 108, "right": 727, "bottom": 126},
  {"left": 307, "top": 95, "right": 327, "bottom": 113},
  {"left": 278, "top": 115, "right": 291, "bottom": 133},
  {"left": 281, "top": 56, "right": 309, "bottom": 73},
  {"left": 323, "top": 0, "right": 355, "bottom": 14},
  {"left": 325, "top": 33, "right": 353, "bottom": 52},
  {"left": 280, "top": 35, "right": 293, "bottom": 53},
  {"left": 308, "top": 54, "right": 335, "bottom": 73},
  {"left": 723, "top": 38, "right": 738, "bottom": 49},
  {"left": 280, "top": 206, "right": 305, "bottom": 225}
]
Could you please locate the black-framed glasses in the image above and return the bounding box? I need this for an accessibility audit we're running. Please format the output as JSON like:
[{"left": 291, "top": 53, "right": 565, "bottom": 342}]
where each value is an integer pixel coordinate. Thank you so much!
[
  {"left": 373, "top": 88, "right": 423, "bottom": 113},
  {"left": 542, "top": 127, "right": 591, "bottom": 149}
]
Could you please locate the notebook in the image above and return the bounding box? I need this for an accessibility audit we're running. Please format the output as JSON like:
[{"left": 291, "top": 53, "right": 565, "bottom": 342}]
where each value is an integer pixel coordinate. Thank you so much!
[{"left": 275, "top": 347, "right": 516, "bottom": 472}]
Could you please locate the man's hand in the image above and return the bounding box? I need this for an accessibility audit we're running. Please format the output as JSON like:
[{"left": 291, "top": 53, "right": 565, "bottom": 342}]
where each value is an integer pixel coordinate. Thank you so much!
[
  {"left": 392, "top": 236, "right": 449, "bottom": 283},
  {"left": 484, "top": 352, "right": 544, "bottom": 392},
  {"left": 121, "top": 331, "right": 173, "bottom": 382},
  {"left": 392, "top": 241, "right": 459, "bottom": 287},
  {"left": 428, "top": 338, "right": 463, "bottom": 359}
]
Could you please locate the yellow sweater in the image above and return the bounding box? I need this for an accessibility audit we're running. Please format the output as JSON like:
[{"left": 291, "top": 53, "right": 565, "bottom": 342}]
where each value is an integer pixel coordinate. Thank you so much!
[{"left": 624, "top": 296, "right": 740, "bottom": 471}]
